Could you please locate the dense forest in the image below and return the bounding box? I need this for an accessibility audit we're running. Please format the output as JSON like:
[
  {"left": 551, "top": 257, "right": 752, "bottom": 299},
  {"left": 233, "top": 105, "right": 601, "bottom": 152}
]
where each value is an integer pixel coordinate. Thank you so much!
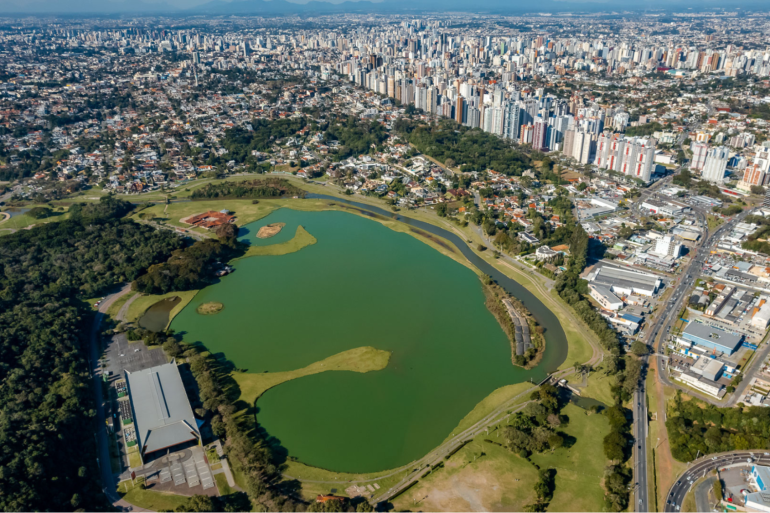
[
  {"left": 0, "top": 196, "right": 183, "bottom": 511},
  {"left": 394, "top": 118, "right": 531, "bottom": 176},
  {"left": 191, "top": 178, "right": 306, "bottom": 200},
  {"left": 667, "top": 391, "right": 770, "bottom": 461},
  {"left": 133, "top": 238, "right": 240, "bottom": 294}
]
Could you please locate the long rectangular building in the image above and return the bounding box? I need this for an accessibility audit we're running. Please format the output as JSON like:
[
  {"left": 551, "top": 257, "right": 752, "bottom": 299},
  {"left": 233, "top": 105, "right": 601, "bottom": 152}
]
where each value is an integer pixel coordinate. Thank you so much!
[
  {"left": 587, "top": 264, "right": 662, "bottom": 297},
  {"left": 126, "top": 361, "right": 200, "bottom": 463}
]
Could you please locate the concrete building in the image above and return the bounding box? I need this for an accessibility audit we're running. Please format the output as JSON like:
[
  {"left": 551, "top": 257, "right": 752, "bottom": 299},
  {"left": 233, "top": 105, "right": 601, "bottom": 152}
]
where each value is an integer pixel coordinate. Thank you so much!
[
  {"left": 587, "top": 264, "right": 662, "bottom": 297},
  {"left": 126, "top": 361, "right": 201, "bottom": 464},
  {"left": 681, "top": 322, "right": 743, "bottom": 356},
  {"left": 689, "top": 141, "right": 709, "bottom": 171},
  {"left": 589, "top": 283, "right": 624, "bottom": 311},
  {"left": 745, "top": 465, "right": 770, "bottom": 512},
  {"left": 701, "top": 146, "right": 730, "bottom": 183},
  {"left": 653, "top": 235, "right": 684, "bottom": 259}
]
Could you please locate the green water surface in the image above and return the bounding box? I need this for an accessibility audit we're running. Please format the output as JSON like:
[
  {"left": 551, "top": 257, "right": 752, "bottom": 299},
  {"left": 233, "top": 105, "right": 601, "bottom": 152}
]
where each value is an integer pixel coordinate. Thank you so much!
[{"left": 172, "top": 208, "right": 546, "bottom": 473}]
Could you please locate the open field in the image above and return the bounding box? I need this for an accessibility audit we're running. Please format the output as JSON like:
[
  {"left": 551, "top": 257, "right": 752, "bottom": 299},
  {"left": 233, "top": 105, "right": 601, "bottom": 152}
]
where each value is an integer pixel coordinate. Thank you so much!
[
  {"left": 391, "top": 436, "right": 538, "bottom": 512},
  {"left": 124, "top": 289, "right": 199, "bottom": 326},
  {"left": 393, "top": 403, "right": 608, "bottom": 512},
  {"left": 530, "top": 404, "right": 610, "bottom": 512},
  {"left": 0, "top": 207, "right": 70, "bottom": 232},
  {"left": 238, "top": 225, "right": 316, "bottom": 259},
  {"left": 565, "top": 363, "right": 616, "bottom": 406},
  {"left": 233, "top": 346, "right": 391, "bottom": 405},
  {"left": 118, "top": 480, "right": 189, "bottom": 511}
]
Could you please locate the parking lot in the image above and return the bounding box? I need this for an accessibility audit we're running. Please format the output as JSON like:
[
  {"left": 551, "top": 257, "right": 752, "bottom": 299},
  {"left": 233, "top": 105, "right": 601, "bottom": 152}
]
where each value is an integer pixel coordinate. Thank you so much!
[{"left": 103, "top": 332, "right": 168, "bottom": 378}]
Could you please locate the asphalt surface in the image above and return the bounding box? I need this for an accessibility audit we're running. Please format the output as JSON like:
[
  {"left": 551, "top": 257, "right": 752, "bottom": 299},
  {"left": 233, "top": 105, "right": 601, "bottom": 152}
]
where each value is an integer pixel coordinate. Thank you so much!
[
  {"left": 632, "top": 385, "right": 649, "bottom": 511},
  {"left": 695, "top": 475, "right": 716, "bottom": 513},
  {"left": 665, "top": 451, "right": 770, "bottom": 512}
]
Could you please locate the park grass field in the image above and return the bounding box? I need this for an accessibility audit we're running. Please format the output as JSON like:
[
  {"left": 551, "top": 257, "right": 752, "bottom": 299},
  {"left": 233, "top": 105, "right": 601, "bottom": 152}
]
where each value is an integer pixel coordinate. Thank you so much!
[
  {"left": 237, "top": 225, "right": 317, "bottom": 259},
  {"left": 565, "top": 363, "right": 616, "bottom": 406},
  {"left": 530, "top": 403, "right": 610, "bottom": 512},
  {"left": 391, "top": 436, "right": 539, "bottom": 512},
  {"left": 118, "top": 480, "right": 189, "bottom": 511},
  {"left": 233, "top": 346, "right": 390, "bottom": 405},
  {"left": 124, "top": 289, "right": 199, "bottom": 326}
]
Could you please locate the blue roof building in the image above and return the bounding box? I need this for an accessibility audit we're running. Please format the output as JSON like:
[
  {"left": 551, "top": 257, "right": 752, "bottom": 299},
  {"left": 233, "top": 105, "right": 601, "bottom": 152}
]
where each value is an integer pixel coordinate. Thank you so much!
[{"left": 681, "top": 322, "right": 743, "bottom": 356}]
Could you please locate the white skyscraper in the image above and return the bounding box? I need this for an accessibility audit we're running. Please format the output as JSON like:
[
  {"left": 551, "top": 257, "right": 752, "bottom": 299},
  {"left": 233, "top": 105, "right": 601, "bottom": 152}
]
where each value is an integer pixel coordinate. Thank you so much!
[
  {"left": 690, "top": 142, "right": 709, "bottom": 171},
  {"left": 702, "top": 146, "right": 730, "bottom": 183}
]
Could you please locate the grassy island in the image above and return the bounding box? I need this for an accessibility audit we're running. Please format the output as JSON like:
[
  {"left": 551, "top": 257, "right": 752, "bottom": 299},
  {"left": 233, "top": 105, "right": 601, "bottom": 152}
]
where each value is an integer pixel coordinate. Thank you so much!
[
  {"left": 256, "top": 222, "right": 285, "bottom": 239},
  {"left": 196, "top": 301, "right": 224, "bottom": 315},
  {"left": 233, "top": 346, "right": 391, "bottom": 405},
  {"left": 238, "top": 225, "right": 317, "bottom": 259}
]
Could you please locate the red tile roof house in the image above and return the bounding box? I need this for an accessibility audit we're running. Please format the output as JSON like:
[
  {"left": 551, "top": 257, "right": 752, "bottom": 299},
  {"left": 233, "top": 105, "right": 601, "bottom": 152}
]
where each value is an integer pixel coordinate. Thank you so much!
[{"left": 183, "top": 210, "right": 236, "bottom": 229}]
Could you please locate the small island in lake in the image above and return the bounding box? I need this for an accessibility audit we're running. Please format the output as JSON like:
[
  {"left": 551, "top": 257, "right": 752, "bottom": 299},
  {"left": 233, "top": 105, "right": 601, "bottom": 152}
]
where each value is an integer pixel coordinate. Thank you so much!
[
  {"left": 257, "top": 222, "right": 286, "bottom": 239},
  {"left": 197, "top": 302, "right": 224, "bottom": 315}
]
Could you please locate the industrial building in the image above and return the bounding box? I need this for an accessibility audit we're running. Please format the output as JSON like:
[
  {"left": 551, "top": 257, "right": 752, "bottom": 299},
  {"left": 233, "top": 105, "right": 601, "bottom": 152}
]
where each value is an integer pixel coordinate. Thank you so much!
[
  {"left": 680, "top": 322, "right": 743, "bottom": 356},
  {"left": 586, "top": 264, "right": 662, "bottom": 297},
  {"left": 589, "top": 284, "right": 624, "bottom": 311},
  {"left": 126, "top": 361, "right": 201, "bottom": 464},
  {"left": 745, "top": 465, "right": 770, "bottom": 512}
]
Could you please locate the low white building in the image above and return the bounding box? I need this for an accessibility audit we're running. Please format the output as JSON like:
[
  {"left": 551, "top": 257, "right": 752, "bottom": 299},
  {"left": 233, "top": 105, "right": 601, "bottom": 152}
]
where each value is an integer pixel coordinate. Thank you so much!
[{"left": 589, "top": 284, "right": 624, "bottom": 311}]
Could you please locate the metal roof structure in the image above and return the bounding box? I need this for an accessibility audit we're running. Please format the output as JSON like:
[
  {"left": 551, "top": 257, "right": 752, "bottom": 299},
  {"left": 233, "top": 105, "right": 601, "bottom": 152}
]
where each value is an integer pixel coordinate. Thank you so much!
[
  {"left": 126, "top": 361, "right": 200, "bottom": 458},
  {"left": 681, "top": 322, "right": 743, "bottom": 354}
]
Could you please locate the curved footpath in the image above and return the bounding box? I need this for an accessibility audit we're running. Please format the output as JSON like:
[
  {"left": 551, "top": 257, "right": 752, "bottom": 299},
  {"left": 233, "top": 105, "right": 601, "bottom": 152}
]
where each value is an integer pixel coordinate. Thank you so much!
[{"left": 665, "top": 451, "right": 770, "bottom": 512}]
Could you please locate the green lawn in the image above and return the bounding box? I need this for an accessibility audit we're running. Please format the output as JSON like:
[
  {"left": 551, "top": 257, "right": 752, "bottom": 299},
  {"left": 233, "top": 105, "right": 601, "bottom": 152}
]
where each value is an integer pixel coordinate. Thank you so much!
[
  {"left": 107, "top": 291, "right": 139, "bottom": 320},
  {"left": 127, "top": 445, "right": 142, "bottom": 468},
  {"left": 233, "top": 346, "right": 390, "bottom": 405},
  {"left": 566, "top": 363, "right": 616, "bottom": 406},
  {"left": 215, "top": 473, "right": 236, "bottom": 496},
  {"left": 0, "top": 208, "right": 70, "bottom": 233},
  {"left": 124, "top": 289, "right": 199, "bottom": 325},
  {"left": 118, "top": 480, "right": 189, "bottom": 510},
  {"left": 530, "top": 403, "right": 610, "bottom": 512}
]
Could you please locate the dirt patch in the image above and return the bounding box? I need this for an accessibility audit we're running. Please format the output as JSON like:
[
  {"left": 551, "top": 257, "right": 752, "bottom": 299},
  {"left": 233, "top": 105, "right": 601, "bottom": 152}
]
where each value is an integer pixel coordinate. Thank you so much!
[
  {"left": 196, "top": 302, "right": 224, "bottom": 315},
  {"left": 257, "top": 222, "right": 286, "bottom": 239}
]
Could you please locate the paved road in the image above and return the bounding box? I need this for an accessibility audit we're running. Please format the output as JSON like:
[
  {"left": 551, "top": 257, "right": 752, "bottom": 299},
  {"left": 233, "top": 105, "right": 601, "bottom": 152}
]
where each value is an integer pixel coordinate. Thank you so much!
[
  {"left": 89, "top": 284, "right": 148, "bottom": 512},
  {"left": 665, "top": 451, "right": 770, "bottom": 512},
  {"left": 633, "top": 385, "right": 649, "bottom": 512},
  {"left": 695, "top": 475, "right": 716, "bottom": 513}
]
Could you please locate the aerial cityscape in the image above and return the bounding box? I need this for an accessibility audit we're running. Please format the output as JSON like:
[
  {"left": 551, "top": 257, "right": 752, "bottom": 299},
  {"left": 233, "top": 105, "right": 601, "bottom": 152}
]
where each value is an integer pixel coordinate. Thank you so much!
[{"left": 2, "top": 4, "right": 770, "bottom": 513}]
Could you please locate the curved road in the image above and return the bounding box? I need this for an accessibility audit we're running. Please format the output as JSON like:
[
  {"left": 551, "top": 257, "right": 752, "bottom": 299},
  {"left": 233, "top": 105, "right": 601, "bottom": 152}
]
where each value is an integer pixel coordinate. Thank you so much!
[{"left": 665, "top": 451, "right": 770, "bottom": 512}]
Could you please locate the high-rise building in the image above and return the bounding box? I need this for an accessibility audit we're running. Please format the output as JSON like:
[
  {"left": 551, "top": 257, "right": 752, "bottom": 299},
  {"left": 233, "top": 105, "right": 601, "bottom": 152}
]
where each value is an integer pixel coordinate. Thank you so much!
[
  {"left": 455, "top": 96, "right": 464, "bottom": 124},
  {"left": 690, "top": 142, "right": 709, "bottom": 171},
  {"left": 532, "top": 117, "right": 547, "bottom": 151},
  {"left": 702, "top": 146, "right": 730, "bottom": 183}
]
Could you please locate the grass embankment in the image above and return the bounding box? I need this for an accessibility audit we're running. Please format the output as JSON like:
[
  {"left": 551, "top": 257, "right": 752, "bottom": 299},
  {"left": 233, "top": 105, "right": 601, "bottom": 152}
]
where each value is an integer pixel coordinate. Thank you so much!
[
  {"left": 124, "top": 289, "right": 199, "bottom": 325},
  {"left": 233, "top": 346, "right": 391, "bottom": 405},
  {"left": 118, "top": 480, "right": 189, "bottom": 511},
  {"left": 238, "top": 225, "right": 316, "bottom": 259},
  {"left": 197, "top": 302, "right": 224, "bottom": 315},
  {"left": 0, "top": 207, "right": 70, "bottom": 233},
  {"left": 393, "top": 403, "right": 608, "bottom": 512},
  {"left": 565, "top": 362, "right": 616, "bottom": 406}
]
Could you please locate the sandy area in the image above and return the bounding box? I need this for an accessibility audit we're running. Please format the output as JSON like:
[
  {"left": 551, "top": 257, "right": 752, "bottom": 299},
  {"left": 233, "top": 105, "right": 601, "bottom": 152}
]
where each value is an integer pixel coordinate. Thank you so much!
[{"left": 257, "top": 222, "right": 286, "bottom": 239}]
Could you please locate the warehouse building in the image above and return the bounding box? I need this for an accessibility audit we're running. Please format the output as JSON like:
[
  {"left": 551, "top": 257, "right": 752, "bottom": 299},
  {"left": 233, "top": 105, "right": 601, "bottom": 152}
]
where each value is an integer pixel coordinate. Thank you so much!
[
  {"left": 586, "top": 264, "right": 662, "bottom": 297},
  {"left": 126, "top": 361, "right": 201, "bottom": 464},
  {"left": 681, "top": 322, "right": 743, "bottom": 356}
]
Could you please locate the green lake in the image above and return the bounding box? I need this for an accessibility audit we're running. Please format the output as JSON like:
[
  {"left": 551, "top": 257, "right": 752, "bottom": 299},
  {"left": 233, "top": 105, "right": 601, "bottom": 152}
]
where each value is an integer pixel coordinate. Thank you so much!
[{"left": 172, "top": 208, "right": 555, "bottom": 473}]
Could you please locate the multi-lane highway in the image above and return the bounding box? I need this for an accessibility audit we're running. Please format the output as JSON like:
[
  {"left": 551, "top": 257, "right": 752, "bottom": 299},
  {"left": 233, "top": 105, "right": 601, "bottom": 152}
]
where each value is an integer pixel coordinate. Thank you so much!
[
  {"left": 632, "top": 386, "right": 649, "bottom": 512},
  {"left": 664, "top": 451, "right": 770, "bottom": 512}
]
